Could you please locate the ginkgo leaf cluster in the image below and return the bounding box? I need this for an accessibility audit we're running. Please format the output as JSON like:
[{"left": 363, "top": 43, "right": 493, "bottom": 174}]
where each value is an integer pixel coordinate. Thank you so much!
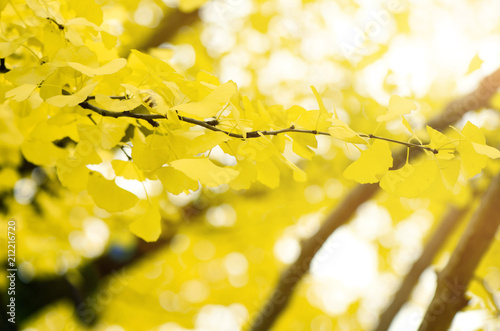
[{"left": 1, "top": 0, "right": 499, "bottom": 245}]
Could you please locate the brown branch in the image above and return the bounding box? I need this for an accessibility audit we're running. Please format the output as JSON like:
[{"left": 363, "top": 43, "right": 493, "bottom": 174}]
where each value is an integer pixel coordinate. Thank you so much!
[
  {"left": 79, "top": 101, "right": 439, "bottom": 153},
  {"left": 417, "top": 172, "right": 500, "bottom": 331},
  {"left": 248, "top": 67, "right": 500, "bottom": 331},
  {"left": 249, "top": 183, "right": 379, "bottom": 331},
  {"left": 120, "top": 8, "right": 199, "bottom": 57},
  {"left": 7, "top": 237, "right": 170, "bottom": 326},
  {"left": 0, "top": 58, "right": 9, "bottom": 73},
  {"left": 374, "top": 205, "right": 470, "bottom": 331}
]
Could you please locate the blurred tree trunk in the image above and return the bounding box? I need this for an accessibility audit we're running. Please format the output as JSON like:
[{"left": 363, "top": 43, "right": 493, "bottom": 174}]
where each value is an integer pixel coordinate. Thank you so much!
[
  {"left": 418, "top": 172, "right": 500, "bottom": 331},
  {"left": 374, "top": 205, "right": 470, "bottom": 331}
]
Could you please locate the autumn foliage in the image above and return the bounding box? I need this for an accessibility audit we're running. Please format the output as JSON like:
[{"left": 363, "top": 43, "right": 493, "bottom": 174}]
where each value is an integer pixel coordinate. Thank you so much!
[{"left": 1, "top": 0, "right": 500, "bottom": 330}]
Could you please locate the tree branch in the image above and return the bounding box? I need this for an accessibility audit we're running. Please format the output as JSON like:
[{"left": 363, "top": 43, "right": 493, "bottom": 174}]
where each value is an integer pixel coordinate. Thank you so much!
[
  {"left": 0, "top": 58, "right": 9, "bottom": 73},
  {"left": 374, "top": 204, "right": 470, "bottom": 331},
  {"left": 417, "top": 172, "right": 500, "bottom": 331},
  {"left": 3, "top": 237, "right": 170, "bottom": 326},
  {"left": 120, "top": 8, "right": 199, "bottom": 57},
  {"left": 249, "top": 183, "right": 380, "bottom": 331},
  {"left": 248, "top": 68, "right": 500, "bottom": 331},
  {"left": 79, "top": 101, "right": 439, "bottom": 153}
]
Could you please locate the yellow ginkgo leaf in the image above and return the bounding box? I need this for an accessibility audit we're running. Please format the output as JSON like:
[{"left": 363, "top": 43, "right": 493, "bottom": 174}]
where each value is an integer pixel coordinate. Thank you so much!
[
  {"left": 67, "top": 59, "right": 127, "bottom": 77},
  {"left": 458, "top": 139, "right": 487, "bottom": 179},
  {"left": 87, "top": 172, "right": 139, "bottom": 213},
  {"left": 437, "top": 158, "right": 461, "bottom": 190},
  {"left": 230, "top": 139, "right": 273, "bottom": 162},
  {"left": 21, "top": 139, "right": 68, "bottom": 166},
  {"left": 460, "top": 121, "right": 484, "bottom": 143},
  {"left": 56, "top": 161, "right": 89, "bottom": 192},
  {"left": 77, "top": 120, "right": 127, "bottom": 150},
  {"left": 170, "top": 158, "right": 239, "bottom": 187},
  {"left": 156, "top": 166, "right": 199, "bottom": 194},
  {"left": 466, "top": 54, "right": 483, "bottom": 75},
  {"left": 0, "top": 36, "right": 27, "bottom": 58},
  {"left": 257, "top": 159, "right": 280, "bottom": 189},
  {"left": 188, "top": 131, "right": 231, "bottom": 155},
  {"left": 46, "top": 82, "right": 98, "bottom": 107},
  {"left": 112, "top": 160, "right": 145, "bottom": 181},
  {"left": 25, "top": 0, "right": 48, "bottom": 17},
  {"left": 291, "top": 163, "right": 307, "bottom": 182},
  {"left": 5, "top": 84, "right": 38, "bottom": 102},
  {"left": 327, "top": 118, "right": 368, "bottom": 144},
  {"left": 130, "top": 49, "right": 176, "bottom": 78},
  {"left": 227, "top": 160, "right": 256, "bottom": 190},
  {"left": 289, "top": 132, "right": 317, "bottom": 160},
  {"left": 459, "top": 121, "right": 500, "bottom": 159},
  {"left": 229, "top": 98, "right": 248, "bottom": 138},
  {"left": 132, "top": 135, "right": 170, "bottom": 172},
  {"left": 453, "top": 121, "right": 499, "bottom": 178},
  {"left": 380, "top": 159, "right": 438, "bottom": 198},
  {"left": 278, "top": 157, "right": 307, "bottom": 182},
  {"left": 53, "top": 45, "right": 99, "bottom": 68},
  {"left": 344, "top": 140, "right": 393, "bottom": 184},
  {"left": 471, "top": 142, "right": 500, "bottom": 159},
  {"left": 172, "top": 81, "right": 238, "bottom": 118},
  {"left": 426, "top": 126, "right": 455, "bottom": 159},
  {"left": 129, "top": 207, "right": 162, "bottom": 242},
  {"left": 401, "top": 116, "right": 414, "bottom": 136},
  {"left": 56, "top": 140, "right": 102, "bottom": 191},
  {"left": 65, "top": 17, "right": 100, "bottom": 29},
  {"left": 294, "top": 109, "right": 332, "bottom": 132},
  {"left": 377, "top": 95, "right": 416, "bottom": 122},
  {"left": 95, "top": 94, "right": 141, "bottom": 112},
  {"left": 311, "top": 85, "right": 332, "bottom": 116}
]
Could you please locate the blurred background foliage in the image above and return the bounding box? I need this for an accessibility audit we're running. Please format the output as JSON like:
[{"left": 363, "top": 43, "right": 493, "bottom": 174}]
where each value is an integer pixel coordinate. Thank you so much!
[{"left": 1, "top": 0, "right": 500, "bottom": 330}]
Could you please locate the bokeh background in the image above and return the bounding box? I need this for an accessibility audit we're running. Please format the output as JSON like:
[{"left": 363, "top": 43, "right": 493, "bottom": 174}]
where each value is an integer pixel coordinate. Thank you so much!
[{"left": 2, "top": 0, "right": 500, "bottom": 330}]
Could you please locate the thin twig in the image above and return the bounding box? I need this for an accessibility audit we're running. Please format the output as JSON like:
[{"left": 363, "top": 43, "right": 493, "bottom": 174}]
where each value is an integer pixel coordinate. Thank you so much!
[
  {"left": 120, "top": 146, "right": 132, "bottom": 161},
  {"left": 79, "top": 100, "right": 438, "bottom": 153},
  {"left": 362, "top": 134, "right": 438, "bottom": 154},
  {"left": 86, "top": 96, "right": 128, "bottom": 100},
  {"left": 86, "top": 114, "right": 97, "bottom": 125}
]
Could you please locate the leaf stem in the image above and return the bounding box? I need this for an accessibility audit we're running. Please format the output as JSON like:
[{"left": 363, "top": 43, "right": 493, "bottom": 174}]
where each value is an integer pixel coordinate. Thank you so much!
[
  {"left": 120, "top": 146, "right": 132, "bottom": 161},
  {"left": 360, "top": 134, "right": 438, "bottom": 154}
]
